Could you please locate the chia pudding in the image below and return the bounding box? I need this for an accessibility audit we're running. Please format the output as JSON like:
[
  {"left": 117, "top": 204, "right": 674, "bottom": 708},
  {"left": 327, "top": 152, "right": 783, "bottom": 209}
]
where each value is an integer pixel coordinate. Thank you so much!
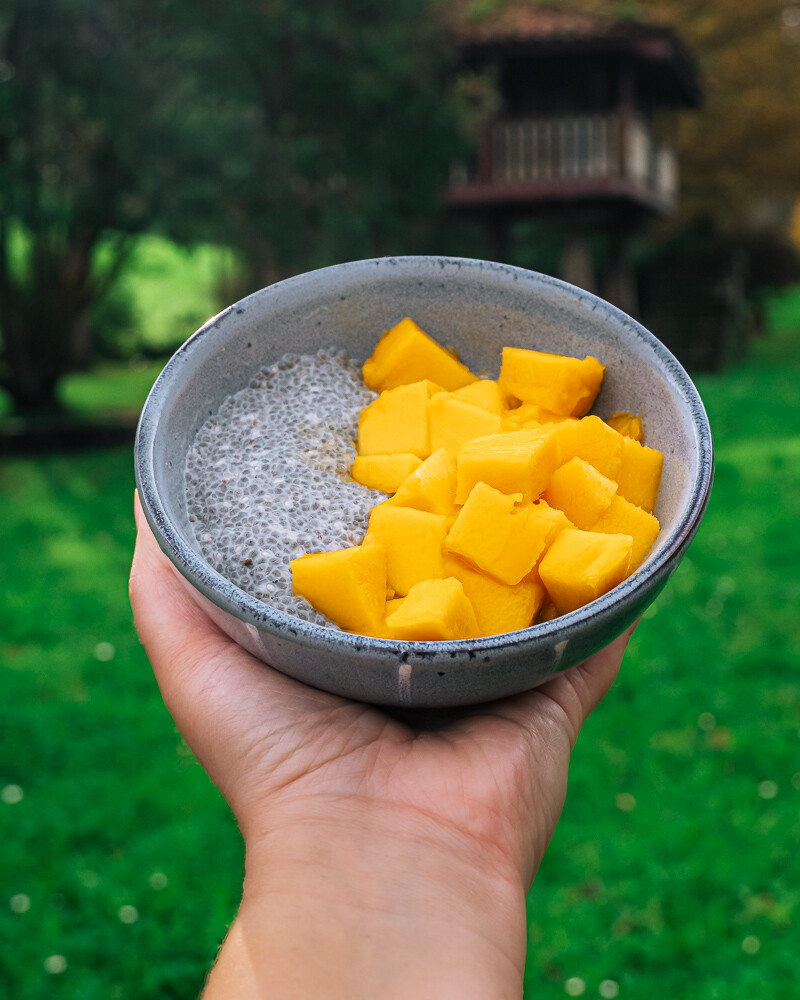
[{"left": 184, "top": 348, "right": 386, "bottom": 627}]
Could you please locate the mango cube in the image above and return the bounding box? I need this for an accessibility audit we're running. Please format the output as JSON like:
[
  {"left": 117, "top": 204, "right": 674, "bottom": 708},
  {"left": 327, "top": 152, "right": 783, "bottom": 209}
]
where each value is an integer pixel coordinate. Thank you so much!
[
  {"left": 450, "top": 378, "right": 505, "bottom": 414},
  {"left": 445, "top": 482, "right": 549, "bottom": 586},
  {"left": 428, "top": 394, "right": 506, "bottom": 456},
  {"left": 357, "top": 380, "right": 440, "bottom": 458},
  {"left": 362, "top": 317, "right": 476, "bottom": 392},
  {"left": 542, "top": 457, "right": 618, "bottom": 530},
  {"left": 384, "top": 577, "right": 479, "bottom": 640},
  {"left": 614, "top": 437, "right": 664, "bottom": 514},
  {"left": 291, "top": 543, "right": 387, "bottom": 634},
  {"left": 364, "top": 504, "right": 448, "bottom": 596},
  {"left": 498, "top": 347, "right": 605, "bottom": 417},
  {"left": 592, "top": 494, "right": 660, "bottom": 570},
  {"left": 445, "top": 555, "right": 545, "bottom": 636},
  {"left": 606, "top": 411, "right": 644, "bottom": 442},
  {"left": 351, "top": 454, "right": 422, "bottom": 493},
  {"left": 538, "top": 529, "right": 633, "bottom": 615},
  {"left": 554, "top": 415, "right": 625, "bottom": 480},
  {"left": 385, "top": 448, "right": 457, "bottom": 516},
  {"left": 455, "top": 425, "right": 561, "bottom": 505},
  {"left": 505, "top": 401, "right": 568, "bottom": 427}
]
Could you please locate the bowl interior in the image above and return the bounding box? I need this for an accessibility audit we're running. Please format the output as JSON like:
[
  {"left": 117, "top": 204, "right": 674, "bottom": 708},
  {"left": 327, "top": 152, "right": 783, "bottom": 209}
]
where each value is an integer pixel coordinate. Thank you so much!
[{"left": 144, "top": 257, "right": 704, "bottom": 588}]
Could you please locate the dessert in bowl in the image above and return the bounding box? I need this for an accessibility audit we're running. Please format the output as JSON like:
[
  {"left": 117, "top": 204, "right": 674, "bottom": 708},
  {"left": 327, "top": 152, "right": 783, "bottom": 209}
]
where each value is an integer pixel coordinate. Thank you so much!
[{"left": 134, "top": 256, "right": 713, "bottom": 708}]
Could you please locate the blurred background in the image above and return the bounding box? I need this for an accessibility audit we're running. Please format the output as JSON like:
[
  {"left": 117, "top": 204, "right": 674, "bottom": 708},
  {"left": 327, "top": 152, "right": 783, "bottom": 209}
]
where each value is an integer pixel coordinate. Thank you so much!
[{"left": 1, "top": 0, "right": 798, "bottom": 996}]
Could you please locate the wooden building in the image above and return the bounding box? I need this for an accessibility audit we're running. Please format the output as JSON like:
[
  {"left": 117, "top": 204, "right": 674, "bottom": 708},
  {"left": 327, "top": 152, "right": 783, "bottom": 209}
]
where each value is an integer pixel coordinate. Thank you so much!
[{"left": 447, "top": 7, "right": 701, "bottom": 311}]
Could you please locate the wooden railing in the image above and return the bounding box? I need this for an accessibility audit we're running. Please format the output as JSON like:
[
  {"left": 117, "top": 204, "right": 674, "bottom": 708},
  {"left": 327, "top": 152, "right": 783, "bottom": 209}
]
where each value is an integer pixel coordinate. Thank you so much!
[{"left": 449, "top": 112, "right": 677, "bottom": 209}]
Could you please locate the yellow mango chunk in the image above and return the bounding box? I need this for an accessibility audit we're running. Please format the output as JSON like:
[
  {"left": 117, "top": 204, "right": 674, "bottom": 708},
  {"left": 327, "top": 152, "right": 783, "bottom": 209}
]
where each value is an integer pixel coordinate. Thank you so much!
[
  {"left": 361, "top": 596, "right": 406, "bottom": 639},
  {"left": 428, "top": 394, "right": 506, "bottom": 456},
  {"left": 362, "top": 317, "right": 477, "bottom": 392},
  {"left": 606, "top": 411, "right": 644, "bottom": 442},
  {"left": 364, "top": 504, "right": 448, "bottom": 596},
  {"left": 554, "top": 415, "right": 625, "bottom": 480},
  {"left": 543, "top": 456, "right": 618, "bottom": 530},
  {"left": 445, "top": 555, "right": 545, "bottom": 636},
  {"left": 505, "top": 401, "right": 568, "bottom": 427},
  {"left": 291, "top": 543, "right": 387, "bottom": 634},
  {"left": 450, "top": 379, "right": 505, "bottom": 414},
  {"left": 445, "top": 482, "right": 549, "bottom": 586},
  {"left": 455, "top": 424, "right": 562, "bottom": 505},
  {"left": 538, "top": 529, "right": 633, "bottom": 615},
  {"left": 357, "top": 380, "right": 441, "bottom": 458},
  {"left": 385, "top": 577, "right": 479, "bottom": 640},
  {"left": 614, "top": 437, "right": 664, "bottom": 514},
  {"left": 351, "top": 454, "right": 422, "bottom": 493},
  {"left": 385, "top": 448, "right": 457, "bottom": 516},
  {"left": 498, "top": 347, "right": 605, "bottom": 417},
  {"left": 592, "top": 494, "right": 660, "bottom": 570}
]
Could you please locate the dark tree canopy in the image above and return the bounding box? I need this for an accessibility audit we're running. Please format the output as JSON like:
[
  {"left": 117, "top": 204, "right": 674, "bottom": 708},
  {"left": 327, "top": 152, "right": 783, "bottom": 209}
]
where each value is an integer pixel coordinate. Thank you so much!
[{"left": 0, "top": 0, "right": 463, "bottom": 414}]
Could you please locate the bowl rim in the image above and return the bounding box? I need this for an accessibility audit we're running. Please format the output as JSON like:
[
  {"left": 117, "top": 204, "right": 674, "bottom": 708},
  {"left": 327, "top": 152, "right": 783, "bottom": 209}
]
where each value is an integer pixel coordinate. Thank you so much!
[{"left": 135, "top": 255, "right": 714, "bottom": 659}]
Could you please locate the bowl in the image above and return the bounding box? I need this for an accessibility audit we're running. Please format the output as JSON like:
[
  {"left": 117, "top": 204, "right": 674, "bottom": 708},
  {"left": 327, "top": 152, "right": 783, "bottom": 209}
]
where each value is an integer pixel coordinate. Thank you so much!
[{"left": 134, "top": 256, "right": 713, "bottom": 708}]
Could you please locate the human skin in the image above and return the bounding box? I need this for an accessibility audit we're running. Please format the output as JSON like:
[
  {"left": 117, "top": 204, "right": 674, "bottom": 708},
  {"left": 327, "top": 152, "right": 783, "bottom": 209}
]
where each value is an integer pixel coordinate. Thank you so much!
[{"left": 129, "top": 494, "right": 633, "bottom": 998}]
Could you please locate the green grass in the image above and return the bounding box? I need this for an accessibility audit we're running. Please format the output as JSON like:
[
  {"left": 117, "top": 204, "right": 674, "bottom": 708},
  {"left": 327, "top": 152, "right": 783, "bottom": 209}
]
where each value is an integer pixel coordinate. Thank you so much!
[{"left": 1, "top": 295, "right": 798, "bottom": 997}]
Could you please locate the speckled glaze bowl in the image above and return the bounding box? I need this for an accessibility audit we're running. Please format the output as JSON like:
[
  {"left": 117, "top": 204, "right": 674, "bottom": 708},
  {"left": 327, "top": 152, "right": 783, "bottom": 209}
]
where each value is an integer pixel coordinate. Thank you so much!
[{"left": 135, "top": 256, "right": 713, "bottom": 708}]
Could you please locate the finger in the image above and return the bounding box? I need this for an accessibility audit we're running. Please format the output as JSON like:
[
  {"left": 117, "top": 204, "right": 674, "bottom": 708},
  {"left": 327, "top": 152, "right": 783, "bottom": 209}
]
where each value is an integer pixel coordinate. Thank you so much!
[{"left": 531, "top": 624, "right": 637, "bottom": 747}]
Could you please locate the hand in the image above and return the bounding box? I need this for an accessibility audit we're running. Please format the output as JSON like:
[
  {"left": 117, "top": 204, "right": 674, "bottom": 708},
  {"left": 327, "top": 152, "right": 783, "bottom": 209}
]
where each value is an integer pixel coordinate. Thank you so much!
[{"left": 130, "top": 493, "right": 633, "bottom": 998}]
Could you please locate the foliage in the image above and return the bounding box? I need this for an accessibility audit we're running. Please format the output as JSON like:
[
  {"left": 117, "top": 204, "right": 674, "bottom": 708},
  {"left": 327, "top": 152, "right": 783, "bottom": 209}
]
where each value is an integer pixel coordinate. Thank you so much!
[
  {"left": 178, "top": 0, "right": 464, "bottom": 289},
  {"left": 0, "top": 0, "right": 229, "bottom": 411},
  {"left": 0, "top": 0, "right": 465, "bottom": 413}
]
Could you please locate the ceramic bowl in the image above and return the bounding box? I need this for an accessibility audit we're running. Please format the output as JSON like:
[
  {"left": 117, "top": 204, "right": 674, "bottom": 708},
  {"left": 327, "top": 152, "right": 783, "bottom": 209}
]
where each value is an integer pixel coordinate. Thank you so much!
[{"left": 134, "top": 256, "right": 713, "bottom": 708}]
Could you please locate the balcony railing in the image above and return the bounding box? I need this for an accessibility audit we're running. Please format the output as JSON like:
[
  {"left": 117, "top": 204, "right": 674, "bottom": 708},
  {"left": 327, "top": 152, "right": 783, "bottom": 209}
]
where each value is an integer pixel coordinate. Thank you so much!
[{"left": 449, "top": 112, "right": 677, "bottom": 211}]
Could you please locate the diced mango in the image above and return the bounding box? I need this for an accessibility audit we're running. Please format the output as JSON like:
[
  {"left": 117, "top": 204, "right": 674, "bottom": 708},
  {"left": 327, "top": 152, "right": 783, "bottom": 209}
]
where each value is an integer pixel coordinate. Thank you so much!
[
  {"left": 455, "top": 424, "right": 561, "bottom": 505},
  {"left": 538, "top": 529, "right": 633, "bottom": 615},
  {"left": 542, "top": 457, "right": 618, "bottom": 530},
  {"left": 364, "top": 504, "right": 448, "bottom": 596},
  {"left": 450, "top": 379, "right": 505, "bottom": 414},
  {"left": 384, "top": 577, "right": 479, "bottom": 640},
  {"left": 445, "top": 554, "right": 545, "bottom": 636},
  {"left": 362, "top": 317, "right": 477, "bottom": 392},
  {"left": 591, "top": 494, "right": 660, "bottom": 570},
  {"left": 498, "top": 347, "right": 605, "bottom": 417},
  {"left": 554, "top": 415, "right": 625, "bottom": 480},
  {"left": 357, "top": 380, "right": 441, "bottom": 458},
  {"left": 291, "top": 543, "right": 387, "bottom": 634},
  {"left": 428, "top": 394, "right": 506, "bottom": 456},
  {"left": 505, "top": 401, "right": 568, "bottom": 426},
  {"left": 606, "top": 411, "right": 644, "bottom": 442},
  {"left": 385, "top": 448, "right": 457, "bottom": 516},
  {"left": 350, "top": 454, "right": 422, "bottom": 493},
  {"left": 445, "top": 482, "right": 549, "bottom": 586},
  {"left": 614, "top": 437, "right": 664, "bottom": 514}
]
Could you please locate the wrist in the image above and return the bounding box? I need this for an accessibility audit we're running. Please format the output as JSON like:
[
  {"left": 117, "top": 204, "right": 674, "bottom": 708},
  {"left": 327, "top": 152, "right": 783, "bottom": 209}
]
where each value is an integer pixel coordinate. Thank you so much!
[{"left": 206, "top": 800, "right": 528, "bottom": 999}]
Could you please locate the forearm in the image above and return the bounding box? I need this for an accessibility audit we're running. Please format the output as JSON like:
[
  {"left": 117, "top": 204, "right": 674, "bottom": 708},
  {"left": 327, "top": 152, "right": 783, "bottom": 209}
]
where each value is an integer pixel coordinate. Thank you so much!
[{"left": 202, "top": 805, "right": 529, "bottom": 999}]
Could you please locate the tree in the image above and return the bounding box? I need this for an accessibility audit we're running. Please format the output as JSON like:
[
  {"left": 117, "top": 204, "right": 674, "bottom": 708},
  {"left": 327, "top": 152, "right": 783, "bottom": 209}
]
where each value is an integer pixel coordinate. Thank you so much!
[
  {"left": 184, "top": 0, "right": 464, "bottom": 290},
  {"left": 0, "top": 0, "right": 224, "bottom": 413},
  {"left": 0, "top": 0, "right": 466, "bottom": 414}
]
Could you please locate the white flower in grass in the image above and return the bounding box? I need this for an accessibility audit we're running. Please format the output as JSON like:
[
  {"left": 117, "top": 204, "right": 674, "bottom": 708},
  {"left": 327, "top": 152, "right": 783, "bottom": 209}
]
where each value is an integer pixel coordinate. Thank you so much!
[
  {"left": 94, "top": 642, "right": 116, "bottom": 662},
  {"left": 9, "top": 894, "right": 30, "bottom": 913},
  {"left": 758, "top": 780, "right": 778, "bottom": 800},
  {"left": 1, "top": 784, "right": 23, "bottom": 804},
  {"left": 742, "top": 935, "right": 760, "bottom": 955},
  {"left": 118, "top": 905, "right": 138, "bottom": 924},
  {"left": 565, "top": 977, "right": 586, "bottom": 996},
  {"left": 44, "top": 955, "right": 67, "bottom": 974},
  {"left": 599, "top": 981, "right": 619, "bottom": 998}
]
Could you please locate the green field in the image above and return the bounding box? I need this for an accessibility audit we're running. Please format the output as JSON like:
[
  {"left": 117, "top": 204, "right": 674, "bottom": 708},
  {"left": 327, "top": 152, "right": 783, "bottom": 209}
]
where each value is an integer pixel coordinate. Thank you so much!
[{"left": 1, "top": 296, "right": 798, "bottom": 998}]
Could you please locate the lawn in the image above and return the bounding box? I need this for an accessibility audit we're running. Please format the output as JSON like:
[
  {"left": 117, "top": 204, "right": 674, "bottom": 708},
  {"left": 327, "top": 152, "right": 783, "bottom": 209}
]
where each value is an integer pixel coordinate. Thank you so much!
[{"left": 1, "top": 295, "right": 798, "bottom": 998}]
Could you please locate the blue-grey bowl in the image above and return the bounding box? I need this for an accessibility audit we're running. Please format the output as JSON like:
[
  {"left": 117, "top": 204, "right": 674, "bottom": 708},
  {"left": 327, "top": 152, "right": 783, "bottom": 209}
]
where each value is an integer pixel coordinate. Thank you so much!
[{"left": 134, "top": 256, "right": 713, "bottom": 708}]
